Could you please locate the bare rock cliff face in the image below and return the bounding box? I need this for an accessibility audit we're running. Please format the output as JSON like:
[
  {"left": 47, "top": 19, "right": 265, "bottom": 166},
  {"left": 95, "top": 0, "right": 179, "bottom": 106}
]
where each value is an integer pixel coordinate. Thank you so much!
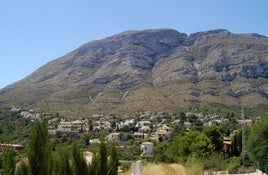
[{"left": 1, "top": 29, "right": 268, "bottom": 115}]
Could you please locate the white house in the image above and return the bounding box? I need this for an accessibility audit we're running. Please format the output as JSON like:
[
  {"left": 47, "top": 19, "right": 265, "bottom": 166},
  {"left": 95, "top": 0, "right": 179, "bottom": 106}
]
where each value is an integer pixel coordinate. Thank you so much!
[
  {"left": 136, "top": 121, "right": 151, "bottom": 128},
  {"left": 141, "top": 142, "right": 154, "bottom": 157},
  {"left": 105, "top": 132, "right": 120, "bottom": 141},
  {"left": 134, "top": 132, "right": 147, "bottom": 139},
  {"left": 139, "top": 126, "right": 151, "bottom": 133},
  {"left": 58, "top": 122, "right": 72, "bottom": 132},
  {"left": 58, "top": 120, "right": 87, "bottom": 132}
]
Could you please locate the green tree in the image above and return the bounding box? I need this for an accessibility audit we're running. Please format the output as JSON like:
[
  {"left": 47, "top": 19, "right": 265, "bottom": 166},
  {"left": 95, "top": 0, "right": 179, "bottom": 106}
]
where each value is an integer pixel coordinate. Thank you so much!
[
  {"left": 53, "top": 147, "right": 72, "bottom": 175},
  {"left": 111, "top": 120, "right": 116, "bottom": 130},
  {"left": 188, "top": 114, "right": 197, "bottom": 123},
  {"left": 202, "top": 125, "right": 223, "bottom": 152},
  {"left": 247, "top": 115, "right": 268, "bottom": 172},
  {"left": 153, "top": 142, "right": 168, "bottom": 163},
  {"left": 165, "top": 131, "right": 214, "bottom": 163},
  {"left": 99, "top": 142, "right": 108, "bottom": 175},
  {"left": 88, "top": 119, "right": 93, "bottom": 132},
  {"left": 108, "top": 145, "right": 119, "bottom": 175},
  {"left": 81, "top": 133, "right": 90, "bottom": 146},
  {"left": 27, "top": 119, "right": 51, "bottom": 175},
  {"left": 231, "top": 129, "right": 242, "bottom": 156},
  {"left": 192, "top": 119, "right": 203, "bottom": 131},
  {"left": 178, "top": 112, "right": 186, "bottom": 122},
  {"left": 2, "top": 148, "right": 16, "bottom": 175},
  {"left": 16, "top": 161, "right": 30, "bottom": 175},
  {"left": 71, "top": 143, "right": 89, "bottom": 175},
  {"left": 89, "top": 153, "right": 100, "bottom": 175},
  {"left": 220, "top": 157, "right": 241, "bottom": 173}
]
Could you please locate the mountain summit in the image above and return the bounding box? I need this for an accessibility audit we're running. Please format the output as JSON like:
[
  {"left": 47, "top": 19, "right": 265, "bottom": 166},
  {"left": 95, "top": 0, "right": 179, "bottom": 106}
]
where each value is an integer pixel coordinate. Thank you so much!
[{"left": 1, "top": 29, "right": 268, "bottom": 115}]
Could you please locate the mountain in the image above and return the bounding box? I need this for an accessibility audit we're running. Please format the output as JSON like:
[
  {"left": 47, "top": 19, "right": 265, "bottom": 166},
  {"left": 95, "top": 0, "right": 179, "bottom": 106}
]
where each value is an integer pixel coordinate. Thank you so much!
[{"left": 1, "top": 29, "right": 268, "bottom": 116}]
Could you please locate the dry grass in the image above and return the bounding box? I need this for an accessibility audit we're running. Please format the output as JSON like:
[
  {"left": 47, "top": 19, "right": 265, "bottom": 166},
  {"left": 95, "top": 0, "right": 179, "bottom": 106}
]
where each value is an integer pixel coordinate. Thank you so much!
[{"left": 119, "top": 163, "right": 186, "bottom": 175}]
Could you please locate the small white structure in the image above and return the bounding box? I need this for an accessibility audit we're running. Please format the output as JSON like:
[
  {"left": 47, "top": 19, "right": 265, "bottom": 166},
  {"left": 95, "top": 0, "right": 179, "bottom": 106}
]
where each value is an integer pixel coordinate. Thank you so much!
[
  {"left": 156, "top": 129, "right": 169, "bottom": 139},
  {"left": 89, "top": 139, "right": 101, "bottom": 144},
  {"left": 131, "top": 160, "right": 142, "bottom": 175},
  {"left": 124, "top": 119, "right": 135, "bottom": 125},
  {"left": 141, "top": 142, "right": 154, "bottom": 157},
  {"left": 237, "top": 119, "right": 253, "bottom": 125},
  {"left": 136, "top": 121, "right": 151, "bottom": 128},
  {"left": 134, "top": 132, "right": 147, "bottom": 139},
  {"left": 58, "top": 122, "right": 72, "bottom": 132},
  {"left": 105, "top": 132, "right": 120, "bottom": 141},
  {"left": 58, "top": 120, "right": 87, "bottom": 132},
  {"left": 101, "top": 120, "right": 111, "bottom": 130},
  {"left": 139, "top": 126, "right": 151, "bottom": 133}
]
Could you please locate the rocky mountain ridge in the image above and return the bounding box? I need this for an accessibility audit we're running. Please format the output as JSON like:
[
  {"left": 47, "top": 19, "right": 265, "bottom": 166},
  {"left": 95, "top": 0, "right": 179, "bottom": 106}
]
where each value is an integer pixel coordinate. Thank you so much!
[{"left": 1, "top": 28, "right": 268, "bottom": 116}]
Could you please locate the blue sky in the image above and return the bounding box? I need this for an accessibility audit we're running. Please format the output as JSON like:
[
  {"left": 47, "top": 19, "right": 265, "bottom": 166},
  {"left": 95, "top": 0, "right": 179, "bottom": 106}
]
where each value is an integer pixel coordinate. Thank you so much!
[{"left": 0, "top": 0, "right": 268, "bottom": 89}]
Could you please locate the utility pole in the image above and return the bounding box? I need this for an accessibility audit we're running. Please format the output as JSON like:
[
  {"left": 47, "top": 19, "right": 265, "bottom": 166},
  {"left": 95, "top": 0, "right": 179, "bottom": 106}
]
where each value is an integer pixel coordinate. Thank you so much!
[{"left": 241, "top": 107, "right": 246, "bottom": 168}]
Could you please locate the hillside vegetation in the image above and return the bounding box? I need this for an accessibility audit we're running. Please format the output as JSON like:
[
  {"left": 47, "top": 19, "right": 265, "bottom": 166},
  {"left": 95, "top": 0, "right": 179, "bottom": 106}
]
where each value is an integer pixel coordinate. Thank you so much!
[{"left": 0, "top": 29, "right": 268, "bottom": 116}]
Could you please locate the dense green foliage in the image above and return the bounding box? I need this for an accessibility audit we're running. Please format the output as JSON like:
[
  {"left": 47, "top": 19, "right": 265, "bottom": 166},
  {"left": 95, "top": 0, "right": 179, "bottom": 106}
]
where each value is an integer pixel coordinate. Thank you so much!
[
  {"left": 0, "top": 115, "right": 119, "bottom": 175},
  {"left": 16, "top": 161, "right": 30, "bottom": 175},
  {"left": 247, "top": 114, "right": 268, "bottom": 172},
  {"left": 202, "top": 126, "right": 223, "bottom": 152},
  {"left": 165, "top": 131, "right": 215, "bottom": 163},
  {"left": 2, "top": 148, "right": 16, "bottom": 175},
  {"left": 52, "top": 147, "right": 72, "bottom": 175},
  {"left": 27, "top": 119, "right": 51, "bottom": 175},
  {"left": 0, "top": 109, "right": 31, "bottom": 143},
  {"left": 108, "top": 145, "right": 119, "bottom": 175},
  {"left": 71, "top": 143, "right": 89, "bottom": 175},
  {"left": 99, "top": 142, "right": 108, "bottom": 175},
  {"left": 2, "top": 107, "right": 268, "bottom": 174},
  {"left": 151, "top": 118, "right": 247, "bottom": 173}
]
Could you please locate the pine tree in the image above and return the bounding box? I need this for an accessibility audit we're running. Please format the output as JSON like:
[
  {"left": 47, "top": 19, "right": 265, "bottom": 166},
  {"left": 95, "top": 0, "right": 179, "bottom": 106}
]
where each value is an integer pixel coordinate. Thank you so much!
[
  {"left": 2, "top": 147, "right": 16, "bottom": 175},
  {"left": 27, "top": 119, "right": 51, "bottom": 175}
]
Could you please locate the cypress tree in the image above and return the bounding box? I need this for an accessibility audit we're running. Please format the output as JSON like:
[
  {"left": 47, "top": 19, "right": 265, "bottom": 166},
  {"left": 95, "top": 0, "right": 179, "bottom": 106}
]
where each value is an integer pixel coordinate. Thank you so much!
[
  {"left": 108, "top": 145, "right": 119, "bottom": 175},
  {"left": 99, "top": 142, "right": 108, "bottom": 175},
  {"left": 2, "top": 147, "right": 16, "bottom": 175},
  {"left": 71, "top": 143, "right": 89, "bottom": 175},
  {"left": 89, "top": 153, "right": 100, "bottom": 175},
  {"left": 27, "top": 119, "right": 51, "bottom": 175},
  {"left": 53, "top": 147, "right": 72, "bottom": 175}
]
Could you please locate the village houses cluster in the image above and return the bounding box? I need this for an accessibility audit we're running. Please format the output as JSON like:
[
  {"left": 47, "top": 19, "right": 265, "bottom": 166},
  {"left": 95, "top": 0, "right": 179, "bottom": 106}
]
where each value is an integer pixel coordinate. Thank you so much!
[{"left": 7, "top": 107, "right": 253, "bottom": 157}]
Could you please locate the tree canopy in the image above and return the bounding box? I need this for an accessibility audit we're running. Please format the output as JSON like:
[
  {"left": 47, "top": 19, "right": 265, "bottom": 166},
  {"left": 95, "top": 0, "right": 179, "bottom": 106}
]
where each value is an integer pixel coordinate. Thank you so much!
[
  {"left": 27, "top": 119, "right": 51, "bottom": 175},
  {"left": 247, "top": 115, "right": 268, "bottom": 172},
  {"left": 165, "top": 131, "right": 215, "bottom": 163}
]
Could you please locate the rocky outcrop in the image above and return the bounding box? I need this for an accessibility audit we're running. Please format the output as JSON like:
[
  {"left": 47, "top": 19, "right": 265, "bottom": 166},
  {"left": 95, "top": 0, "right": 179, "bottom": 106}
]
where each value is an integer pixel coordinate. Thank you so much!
[{"left": 0, "top": 28, "right": 268, "bottom": 115}]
